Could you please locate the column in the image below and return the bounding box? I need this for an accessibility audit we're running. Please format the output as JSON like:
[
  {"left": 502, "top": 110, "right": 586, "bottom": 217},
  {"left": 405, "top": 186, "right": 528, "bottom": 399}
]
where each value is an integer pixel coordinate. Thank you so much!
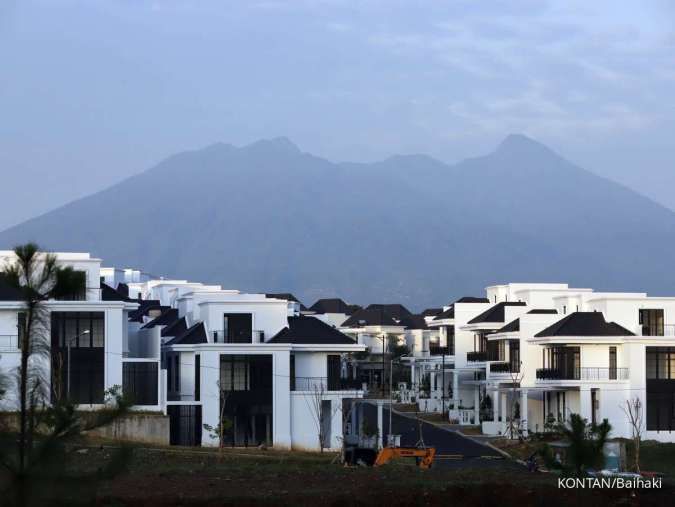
[
  {"left": 453, "top": 370, "right": 459, "bottom": 409},
  {"left": 350, "top": 400, "right": 357, "bottom": 436},
  {"left": 492, "top": 388, "right": 499, "bottom": 423},
  {"left": 520, "top": 389, "right": 529, "bottom": 437},
  {"left": 474, "top": 387, "right": 480, "bottom": 425},
  {"left": 377, "top": 402, "right": 383, "bottom": 450}
]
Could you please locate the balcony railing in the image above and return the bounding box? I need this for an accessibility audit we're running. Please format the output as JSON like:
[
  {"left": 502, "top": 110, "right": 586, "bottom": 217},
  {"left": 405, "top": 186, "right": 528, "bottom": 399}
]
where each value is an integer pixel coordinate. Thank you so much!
[
  {"left": 0, "top": 335, "right": 19, "bottom": 351},
  {"left": 212, "top": 330, "right": 265, "bottom": 344},
  {"left": 429, "top": 344, "right": 453, "bottom": 356},
  {"left": 639, "top": 324, "right": 675, "bottom": 337},
  {"left": 536, "top": 367, "right": 629, "bottom": 381},
  {"left": 291, "top": 376, "right": 363, "bottom": 392},
  {"left": 466, "top": 351, "right": 488, "bottom": 362}
]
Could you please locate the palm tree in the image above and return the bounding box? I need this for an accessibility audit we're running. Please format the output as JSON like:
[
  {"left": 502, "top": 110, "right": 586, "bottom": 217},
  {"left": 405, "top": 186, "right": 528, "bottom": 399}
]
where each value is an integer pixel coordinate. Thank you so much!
[{"left": 556, "top": 413, "right": 612, "bottom": 476}]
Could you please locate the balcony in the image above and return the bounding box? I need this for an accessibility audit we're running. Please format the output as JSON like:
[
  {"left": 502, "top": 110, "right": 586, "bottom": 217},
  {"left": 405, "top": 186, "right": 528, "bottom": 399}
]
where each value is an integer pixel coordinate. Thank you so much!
[
  {"left": 291, "top": 376, "right": 363, "bottom": 392},
  {"left": 429, "top": 344, "right": 453, "bottom": 356},
  {"left": 212, "top": 329, "right": 265, "bottom": 344},
  {"left": 466, "top": 351, "right": 488, "bottom": 362},
  {"left": 489, "top": 361, "right": 518, "bottom": 374},
  {"left": 536, "top": 367, "right": 629, "bottom": 381}
]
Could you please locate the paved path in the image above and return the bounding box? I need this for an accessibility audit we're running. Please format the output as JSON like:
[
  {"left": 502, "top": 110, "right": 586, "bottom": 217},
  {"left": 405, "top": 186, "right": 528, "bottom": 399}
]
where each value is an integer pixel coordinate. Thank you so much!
[{"left": 363, "top": 403, "right": 521, "bottom": 470}]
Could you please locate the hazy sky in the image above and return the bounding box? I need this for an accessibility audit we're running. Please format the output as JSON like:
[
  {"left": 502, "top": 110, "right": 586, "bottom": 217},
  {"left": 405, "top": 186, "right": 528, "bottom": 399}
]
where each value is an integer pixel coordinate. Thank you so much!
[{"left": 2, "top": 0, "right": 674, "bottom": 230}]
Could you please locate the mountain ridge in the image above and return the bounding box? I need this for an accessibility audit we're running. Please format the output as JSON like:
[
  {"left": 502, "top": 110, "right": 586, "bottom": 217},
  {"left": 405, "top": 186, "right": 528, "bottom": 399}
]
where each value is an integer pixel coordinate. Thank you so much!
[{"left": 1, "top": 134, "right": 673, "bottom": 310}]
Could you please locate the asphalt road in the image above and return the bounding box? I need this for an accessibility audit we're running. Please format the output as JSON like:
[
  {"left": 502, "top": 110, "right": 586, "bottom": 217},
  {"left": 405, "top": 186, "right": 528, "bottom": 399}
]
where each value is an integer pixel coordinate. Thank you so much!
[{"left": 362, "top": 403, "right": 521, "bottom": 469}]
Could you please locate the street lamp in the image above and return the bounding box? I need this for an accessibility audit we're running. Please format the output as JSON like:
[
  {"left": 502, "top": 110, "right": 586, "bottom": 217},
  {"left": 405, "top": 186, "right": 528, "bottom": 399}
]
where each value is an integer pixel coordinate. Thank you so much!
[{"left": 67, "top": 329, "right": 90, "bottom": 399}]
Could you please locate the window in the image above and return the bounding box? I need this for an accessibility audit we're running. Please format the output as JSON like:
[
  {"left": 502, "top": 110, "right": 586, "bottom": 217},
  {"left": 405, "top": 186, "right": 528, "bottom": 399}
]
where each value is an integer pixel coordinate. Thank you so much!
[
  {"left": 194, "top": 355, "right": 200, "bottom": 402},
  {"left": 640, "top": 309, "right": 665, "bottom": 336},
  {"left": 123, "top": 362, "right": 158, "bottom": 405},
  {"left": 327, "top": 355, "right": 341, "bottom": 390},
  {"left": 223, "top": 313, "right": 253, "bottom": 343},
  {"left": 174, "top": 355, "right": 180, "bottom": 392},
  {"left": 220, "top": 356, "right": 249, "bottom": 391},
  {"left": 646, "top": 347, "right": 675, "bottom": 431},
  {"left": 647, "top": 347, "right": 675, "bottom": 380},
  {"left": 609, "top": 347, "right": 617, "bottom": 380},
  {"left": 17, "top": 312, "right": 26, "bottom": 349}
]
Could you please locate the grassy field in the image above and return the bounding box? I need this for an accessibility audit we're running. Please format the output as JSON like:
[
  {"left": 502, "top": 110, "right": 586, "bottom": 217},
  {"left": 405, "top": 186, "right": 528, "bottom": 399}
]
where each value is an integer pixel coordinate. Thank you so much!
[{"left": 1, "top": 438, "right": 673, "bottom": 506}]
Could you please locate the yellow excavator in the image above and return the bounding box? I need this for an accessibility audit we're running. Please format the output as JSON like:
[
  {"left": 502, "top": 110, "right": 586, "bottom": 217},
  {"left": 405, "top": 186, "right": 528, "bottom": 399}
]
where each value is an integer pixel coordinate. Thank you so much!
[{"left": 374, "top": 411, "right": 436, "bottom": 469}]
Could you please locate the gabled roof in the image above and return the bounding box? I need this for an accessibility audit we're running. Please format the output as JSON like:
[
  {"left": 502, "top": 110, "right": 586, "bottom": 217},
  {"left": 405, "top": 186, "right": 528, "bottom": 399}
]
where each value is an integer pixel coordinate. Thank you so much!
[
  {"left": 266, "top": 293, "right": 308, "bottom": 311},
  {"left": 421, "top": 308, "right": 442, "bottom": 317},
  {"left": 365, "top": 304, "right": 412, "bottom": 320},
  {"left": 161, "top": 316, "right": 188, "bottom": 337},
  {"left": 399, "top": 314, "right": 428, "bottom": 330},
  {"left": 165, "top": 322, "right": 208, "bottom": 345},
  {"left": 141, "top": 308, "right": 179, "bottom": 329},
  {"left": 496, "top": 318, "right": 520, "bottom": 333},
  {"left": 342, "top": 308, "right": 401, "bottom": 328},
  {"left": 534, "top": 312, "right": 634, "bottom": 338},
  {"left": 433, "top": 306, "right": 455, "bottom": 321},
  {"left": 455, "top": 296, "right": 490, "bottom": 304},
  {"left": 528, "top": 309, "right": 558, "bottom": 314},
  {"left": 467, "top": 301, "right": 527, "bottom": 325},
  {"left": 309, "top": 298, "right": 360, "bottom": 315},
  {"left": 128, "top": 300, "right": 165, "bottom": 322},
  {"left": 268, "top": 316, "right": 355, "bottom": 344},
  {"left": 101, "top": 282, "right": 135, "bottom": 302}
]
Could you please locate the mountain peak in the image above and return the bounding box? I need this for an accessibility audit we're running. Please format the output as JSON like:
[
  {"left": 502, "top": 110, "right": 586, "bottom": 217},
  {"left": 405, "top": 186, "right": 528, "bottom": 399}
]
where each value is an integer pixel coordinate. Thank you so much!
[
  {"left": 494, "top": 133, "right": 558, "bottom": 160},
  {"left": 245, "top": 137, "right": 301, "bottom": 155}
]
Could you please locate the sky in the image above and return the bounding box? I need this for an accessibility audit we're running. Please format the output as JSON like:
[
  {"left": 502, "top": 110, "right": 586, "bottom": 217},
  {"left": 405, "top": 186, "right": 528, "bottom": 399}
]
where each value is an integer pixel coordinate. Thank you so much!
[{"left": 1, "top": 0, "right": 674, "bottom": 230}]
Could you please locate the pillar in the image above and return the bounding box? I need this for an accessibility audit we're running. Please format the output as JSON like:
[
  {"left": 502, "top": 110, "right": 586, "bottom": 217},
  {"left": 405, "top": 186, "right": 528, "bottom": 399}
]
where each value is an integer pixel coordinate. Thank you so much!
[
  {"left": 520, "top": 389, "right": 529, "bottom": 437},
  {"left": 474, "top": 387, "right": 480, "bottom": 424},
  {"left": 453, "top": 370, "right": 459, "bottom": 409},
  {"left": 377, "top": 402, "right": 383, "bottom": 450},
  {"left": 350, "top": 400, "right": 357, "bottom": 436},
  {"left": 493, "top": 388, "right": 499, "bottom": 423}
]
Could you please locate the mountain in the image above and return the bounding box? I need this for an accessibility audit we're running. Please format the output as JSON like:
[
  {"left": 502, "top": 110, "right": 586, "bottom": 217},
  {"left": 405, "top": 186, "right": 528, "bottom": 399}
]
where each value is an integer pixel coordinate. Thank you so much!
[{"left": 2, "top": 134, "right": 674, "bottom": 310}]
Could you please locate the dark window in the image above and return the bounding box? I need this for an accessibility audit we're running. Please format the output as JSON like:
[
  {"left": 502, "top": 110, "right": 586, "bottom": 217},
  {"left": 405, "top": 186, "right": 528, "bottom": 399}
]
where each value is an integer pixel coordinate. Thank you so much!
[
  {"left": 646, "top": 347, "right": 675, "bottom": 431},
  {"left": 446, "top": 326, "right": 455, "bottom": 355},
  {"left": 168, "top": 405, "right": 202, "bottom": 446},
  {"left": 609, "top": 347, "right": 617, "bottom": 380},
  {"left": 640, "top": 309, "right": 664, "bottom": 336},
  {"left": 54, "top": 270, "right": 87, "bottom": 301},
  {"left": 223, "top": 313, "right": 253, "bottom": 343},
  {"left": 290, "top": 354, "right": 296, "bottom": 391},
  {"left": 327, "top": 355, "right": 341, "bottom": 390},
  {"left": 174, "top": 355, "right": 180, "bottom": 392},
  {"left": 51, "top": 312, "right": 105, "bottom": 404},
  {"left": 17, "top": 312, "right": 26, "bottom": 349},
  {"left": 195, "top": 355, "right": 200, "bottom": 402},
  {"left": 123, "top": 362, "right": 158, "bottom": 405},
  {"left": 509, "top": 340, "right": 520, "bottom": 373}
]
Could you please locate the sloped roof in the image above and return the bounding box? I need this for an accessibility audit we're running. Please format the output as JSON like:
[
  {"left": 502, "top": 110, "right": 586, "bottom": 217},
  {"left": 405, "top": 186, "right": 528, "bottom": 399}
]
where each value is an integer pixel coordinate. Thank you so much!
[
  {"left": 496, "top": 318, "right": 520, "bottom": 333},
  {"left": 467, "top": 301, "right": 527, "bottom": 325},
  {"left": 101, "top": 282, "right": 135, "bottom": 302},
  {"left": 266, "top": 293, "right": 308, "bottom": 311},
  {"left": 141, "top": 308, "right": 179, "bottom": 329},
  {"left": 399, "top": 314, "right": 429, "bottom": 330},
  {"left": 342, "top": 308, "right": 401, "bottom": 327},
  {"left": 165, "top": 322, "right": 208, "bottom": 345},
  {"left": 365, "top": 304, "right": 412, "bottom": 320},
  {"left": 128, "top": 300, "right": 165, "bottom": 322},
  {"left": 268, "top": 316, "right": 355, "bottom": 344},
  {"left": 534, "top": 312, "right": 634, "bottom": 338},
  {"left": 161, "top": 316, "right": 188, "bottom": 337},
  {"left": 433, "top": 306, "right": 455, "bottom": 321},
  {"left": 421, "top": 308, "right": 442, "bottom": 317},
  {"left": 455, "top": 296, "right": 490, "bottom": 304},
  {"left": 527, "top": 309, "right": 558, "bottom": 314},
  {"left": 309, "top": 298, "right": 360, "bottom": 315}
]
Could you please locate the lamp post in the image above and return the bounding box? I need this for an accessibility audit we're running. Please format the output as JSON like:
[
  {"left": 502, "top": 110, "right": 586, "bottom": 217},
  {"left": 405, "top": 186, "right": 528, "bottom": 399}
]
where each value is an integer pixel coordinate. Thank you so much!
[{"left": 67, "top": 329, "right": 90, "bottom": 400}]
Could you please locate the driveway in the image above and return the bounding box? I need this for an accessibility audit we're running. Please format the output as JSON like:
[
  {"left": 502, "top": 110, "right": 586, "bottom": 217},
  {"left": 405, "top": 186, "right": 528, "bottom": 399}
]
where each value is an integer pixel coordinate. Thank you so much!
[{"left": 362, "top": 403, "right": 521, "bottom": 469}]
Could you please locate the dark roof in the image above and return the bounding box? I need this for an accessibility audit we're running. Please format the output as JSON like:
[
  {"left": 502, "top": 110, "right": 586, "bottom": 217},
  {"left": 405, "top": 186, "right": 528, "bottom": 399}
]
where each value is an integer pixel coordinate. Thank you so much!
[
  {"left": 455, "top": 296, "right": 490, "bottom": 304},
  {"left": 101, "top": 282, "right": 135, "bottom": 302},
  {"left": 161, "top": 317, "right": 188, "bottom": 337},
  {"left": 268, "top": 316, "right": 355, "bottom": 344},
  {"left": 141, "top": 308, "right": 179, "bottom": 329},
  {"left": 364, "top": 304, "right": 412, "bottom": 320},
  {"left": 309, "top": 298, "right": 360, "bottom": 315},
  {"left": 266, "top": 293, "right": 308, "bottom": 311},
  {"left": 116, "top": 283, "right": 130, "bottom": 298},
  {"left": 496, "top": 318, "right": 520, "bottom": 333},
  {"left": 534, "top": 312, "right": 635, "bottom": 338},
  {"left": 421, "top": 308, "right": 442, "bottom": 317},
  {"left": 467, "top": 301, "right": 527, "bottom": 325},
  {"left": 433, "top": 306, "right": 455, "bottom": 321},
  {"left": 399, "top": 314, "right": 428, "bottom": 330},
  {"left": 342, "top": 308, "right": 401, "bottom": 327},
  {"left": 528, "top": 309, "right": 558, "bottom": 314},
  {"left": 0, "top": 274, "right": 24, "bottom": 301},
  {"left": 128, "top": 300, "right": 164, "bottom": 322},
  {"left": 165, "top": 322, "right": 208, "bottom": 345}
]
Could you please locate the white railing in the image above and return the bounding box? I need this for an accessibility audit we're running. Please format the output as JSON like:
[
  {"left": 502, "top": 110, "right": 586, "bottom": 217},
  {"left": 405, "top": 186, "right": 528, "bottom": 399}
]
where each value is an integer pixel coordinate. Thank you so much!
[
  {"left": 636, "top": 324, "right": 675, "bottom": 336},
  {"left": 211, "top": 330, "right": 265, "bottom": 343}
]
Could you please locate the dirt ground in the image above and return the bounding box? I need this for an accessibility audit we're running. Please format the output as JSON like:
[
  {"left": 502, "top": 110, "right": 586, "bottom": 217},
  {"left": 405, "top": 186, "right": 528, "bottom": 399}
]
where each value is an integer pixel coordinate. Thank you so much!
[{"left": 4, "top": 441, "right": 674, "bottom": 506}]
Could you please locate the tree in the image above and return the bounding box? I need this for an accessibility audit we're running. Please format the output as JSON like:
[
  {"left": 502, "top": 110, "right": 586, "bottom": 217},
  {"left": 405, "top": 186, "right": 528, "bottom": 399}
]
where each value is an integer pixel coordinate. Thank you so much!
[
  {"left": 621, "top": 397, "right": 644, "bottom": 473},
  {"left": 546, "top": 413, "right": 612, "bottom": 477},
  {"left": 203, "top": 381, "right": 232, "bottom": 459},
  {"left": 0, "top": 244, "right": 132, "bottom": 506},
  {"left": 503, "top": 363, "right": 525, "bottom": 440}
]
